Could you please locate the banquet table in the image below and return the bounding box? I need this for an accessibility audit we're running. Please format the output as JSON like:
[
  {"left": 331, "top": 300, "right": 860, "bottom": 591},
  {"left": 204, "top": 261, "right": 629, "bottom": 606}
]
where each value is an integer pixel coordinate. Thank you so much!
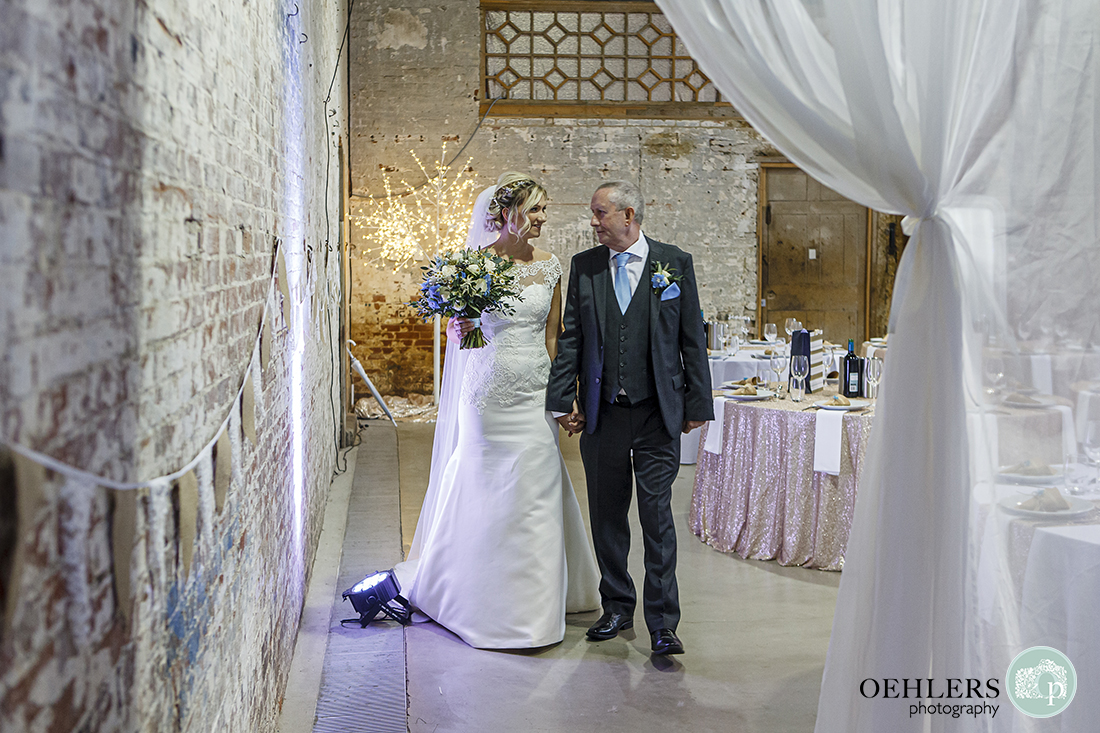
[
  {"left": 988, "top": 482, "right": 1100, "bottom": 731},
  {"left": 691, "top": 387, "right": 875, "bottom": 570},
  {"left": 1001, "top": 349, "right": 1100, "bottom": 401},
  {"left": 680, "top": 345, "right": 785, "bottom": 464}
]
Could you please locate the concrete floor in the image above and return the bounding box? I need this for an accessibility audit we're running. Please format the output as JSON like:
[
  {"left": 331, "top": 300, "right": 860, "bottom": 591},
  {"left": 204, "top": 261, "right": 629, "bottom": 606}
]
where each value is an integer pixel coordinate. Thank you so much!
[{"left": 395, "top": 422, "right": 840, "bottom": 733}]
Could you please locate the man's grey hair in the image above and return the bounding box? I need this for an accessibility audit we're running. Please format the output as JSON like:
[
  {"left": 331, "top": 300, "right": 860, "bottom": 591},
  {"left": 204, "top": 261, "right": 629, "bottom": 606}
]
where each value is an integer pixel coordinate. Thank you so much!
[{"left": 596, "top": 180, "right": 645, "bottom": 225}]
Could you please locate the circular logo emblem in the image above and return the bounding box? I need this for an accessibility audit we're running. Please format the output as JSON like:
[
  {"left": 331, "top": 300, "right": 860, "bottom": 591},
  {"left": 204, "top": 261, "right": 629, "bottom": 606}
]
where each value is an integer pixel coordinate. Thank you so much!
[{"left": 1005, "top": 646, "right": 1076, "bottom": 718}]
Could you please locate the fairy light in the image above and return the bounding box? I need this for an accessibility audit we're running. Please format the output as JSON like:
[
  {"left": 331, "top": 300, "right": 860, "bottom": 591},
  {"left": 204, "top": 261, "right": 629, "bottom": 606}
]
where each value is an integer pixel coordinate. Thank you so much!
[{"left": 354, "top": 143, "right": 479, "bottom": 269}]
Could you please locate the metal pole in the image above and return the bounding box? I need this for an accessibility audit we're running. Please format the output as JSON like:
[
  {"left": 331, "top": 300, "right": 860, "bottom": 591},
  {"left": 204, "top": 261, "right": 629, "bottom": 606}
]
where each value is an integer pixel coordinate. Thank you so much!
[
  {"left": 433, "top": 314, "right": 441, "bottom": 405},
  {"left": 432, "top": 166, "right": 443, "bottom": 405}
]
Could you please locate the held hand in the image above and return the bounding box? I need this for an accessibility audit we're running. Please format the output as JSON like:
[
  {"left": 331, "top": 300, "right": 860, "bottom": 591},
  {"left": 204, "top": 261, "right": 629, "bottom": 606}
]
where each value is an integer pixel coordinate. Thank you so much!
[
  {"left": 555, "top": 409, "right": 586, "bottom": 436},
  {"left": 682, "top": 420, "right": 706, "bottom": 434},
  {"left": 446, "top": 317, "right": 474, "bottom": 345}
]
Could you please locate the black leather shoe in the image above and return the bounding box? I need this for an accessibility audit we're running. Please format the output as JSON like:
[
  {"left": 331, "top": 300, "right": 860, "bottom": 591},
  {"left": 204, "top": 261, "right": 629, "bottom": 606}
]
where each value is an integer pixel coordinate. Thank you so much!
[
  {"left": 650, "top": 629, "right": 684, "bottom": 655},
  {"left": 586, "top": 612, "right": 633, "bottom": 640}
]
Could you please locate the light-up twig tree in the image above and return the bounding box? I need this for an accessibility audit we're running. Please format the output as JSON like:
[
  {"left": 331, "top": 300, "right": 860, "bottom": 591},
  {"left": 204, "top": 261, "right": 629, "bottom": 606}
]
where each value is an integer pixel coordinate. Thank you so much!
[{"left": 354, "top": 144, "right": 478, "bottom": 403}]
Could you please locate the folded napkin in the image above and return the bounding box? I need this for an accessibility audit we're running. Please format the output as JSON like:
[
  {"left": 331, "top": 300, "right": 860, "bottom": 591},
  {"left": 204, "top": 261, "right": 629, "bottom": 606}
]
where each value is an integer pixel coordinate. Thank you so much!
[
  {"left": 703, "top": 396, "right": 727, "bottom": 454},
  {"left": 1075, "top": 388, "right": 1100, "bottom": 439},
  {"left": 813, "top": 409, "right": 845, "bottom": 475},
  {"left": 1053, "top": 404, "right": 1077, "bottom": 460},
  {"left": 1030, "top": 354, "right": 1053, "bottom": 394}
]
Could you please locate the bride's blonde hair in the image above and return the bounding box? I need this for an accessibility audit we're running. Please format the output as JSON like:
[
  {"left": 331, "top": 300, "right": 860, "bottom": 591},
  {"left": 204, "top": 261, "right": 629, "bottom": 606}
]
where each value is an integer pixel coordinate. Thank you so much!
[{"left": 487, "top": 172, "right": 547, "bottom": 237}]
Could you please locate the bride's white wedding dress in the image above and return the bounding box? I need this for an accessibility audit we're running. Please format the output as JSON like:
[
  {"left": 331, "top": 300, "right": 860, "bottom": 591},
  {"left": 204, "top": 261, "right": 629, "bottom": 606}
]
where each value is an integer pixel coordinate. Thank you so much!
[{"left": 394, "top": 255, "right": 600, "bottom": 649}]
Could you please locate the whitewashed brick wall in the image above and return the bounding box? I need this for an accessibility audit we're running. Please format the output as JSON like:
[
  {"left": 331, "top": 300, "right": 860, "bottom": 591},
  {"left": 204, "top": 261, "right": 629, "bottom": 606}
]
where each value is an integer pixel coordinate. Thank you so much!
[{"left": 1, "top": 0, "right": 348, "bottom": 730}]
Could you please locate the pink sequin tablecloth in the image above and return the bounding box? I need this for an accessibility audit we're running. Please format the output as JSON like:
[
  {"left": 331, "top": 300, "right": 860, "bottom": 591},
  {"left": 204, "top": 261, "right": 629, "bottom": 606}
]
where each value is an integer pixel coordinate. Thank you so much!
[{"left": 691, "top": 393, "right": 874, "bottom": 570}]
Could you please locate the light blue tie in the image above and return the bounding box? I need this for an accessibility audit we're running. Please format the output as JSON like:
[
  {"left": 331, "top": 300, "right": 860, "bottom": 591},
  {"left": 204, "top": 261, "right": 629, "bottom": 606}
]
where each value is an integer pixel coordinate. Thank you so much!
[{"left": 613, "top": 252, "right": 632, "bottom": 314}]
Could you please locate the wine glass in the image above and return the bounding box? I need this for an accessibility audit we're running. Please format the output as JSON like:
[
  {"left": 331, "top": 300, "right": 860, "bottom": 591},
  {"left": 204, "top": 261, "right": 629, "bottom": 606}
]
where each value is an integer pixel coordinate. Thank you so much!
[
  {"left": 739, "top": 315, "right": 751, "bottom": 342},
  {"left": 790, "top": 355, "right": 810, "bottom": 402},
  {"left": 1084, "top": 421, "right": 1100, "bottom": 485},
  {"left": 866, "top": 356, "right": 883, "bottom": 399},
  {"left": 764, "top": 322, "right": 778, "bottom": 343},
  {"left": 785, "top": 317, "right": 798, "bottom": 340},
  {"left": 770, "top": 348, "right": 787, "bottom": 391},
  {"left": 981, "top": 352, "right": 1007, "bottom": 396}
]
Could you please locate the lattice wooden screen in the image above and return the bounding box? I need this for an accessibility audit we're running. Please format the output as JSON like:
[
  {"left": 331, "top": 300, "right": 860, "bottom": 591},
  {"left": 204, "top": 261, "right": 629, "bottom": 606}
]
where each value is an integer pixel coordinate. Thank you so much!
[{"left": 481, "top": 1, "right": 736, "bottom": 119}]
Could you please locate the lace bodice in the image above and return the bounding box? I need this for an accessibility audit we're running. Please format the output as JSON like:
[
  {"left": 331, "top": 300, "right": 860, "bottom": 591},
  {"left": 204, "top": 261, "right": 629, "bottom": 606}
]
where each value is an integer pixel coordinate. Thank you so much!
[{"left": 461, "top": 255, "right": 562, "bottom": 413}]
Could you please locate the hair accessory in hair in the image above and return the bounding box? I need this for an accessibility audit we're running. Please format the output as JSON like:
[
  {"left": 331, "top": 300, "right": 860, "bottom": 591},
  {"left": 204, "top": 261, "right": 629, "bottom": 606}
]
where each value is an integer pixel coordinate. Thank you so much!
[{"left": 489, "top": 179, "right": 532, "bottom": 215}]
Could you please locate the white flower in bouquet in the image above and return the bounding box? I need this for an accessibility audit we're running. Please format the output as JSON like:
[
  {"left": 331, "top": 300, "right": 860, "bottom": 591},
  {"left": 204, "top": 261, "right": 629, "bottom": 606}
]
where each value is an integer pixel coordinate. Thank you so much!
[{"left": 414, "top": 248, "right": 524, "bottom": 349}]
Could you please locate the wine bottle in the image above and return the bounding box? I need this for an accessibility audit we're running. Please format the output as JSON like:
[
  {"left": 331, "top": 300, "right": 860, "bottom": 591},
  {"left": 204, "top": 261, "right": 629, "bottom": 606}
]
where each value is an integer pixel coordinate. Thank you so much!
[{"left": 842, "top": 339, "right": 864, "bottom": 398}]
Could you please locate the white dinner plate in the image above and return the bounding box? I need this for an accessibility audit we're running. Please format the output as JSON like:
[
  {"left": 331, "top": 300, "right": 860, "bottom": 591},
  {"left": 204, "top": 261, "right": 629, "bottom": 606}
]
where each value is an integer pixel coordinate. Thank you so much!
[
  {"left": 1002, "top": 395, "right": 1057, "bottom": 409},
  {"left": 997, "top": 466, "right": 1064, "bottom": 485},
  {"left": 814, "top": 399, "right": 870, "bottom": 411},
  {"left": 869, "top": 338, "right": 887, "bottom": 345},
  {"left": 721, "top": 380, "right": 759, "bottom": 388},
  {"left": 751, "top": 353, "right": 780, "bottom": 360},
  {"left": 718, "top": 388, "right": 776, "bottom": 401},
  {"left": 997, "top": 493, "right": 1095, "bottom": 519}
]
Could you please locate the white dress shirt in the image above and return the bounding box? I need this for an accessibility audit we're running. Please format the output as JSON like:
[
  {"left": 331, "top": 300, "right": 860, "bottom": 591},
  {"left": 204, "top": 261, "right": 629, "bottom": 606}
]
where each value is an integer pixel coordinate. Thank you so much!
[{"left": 608, "top": 232, "right": 649, "bottom": 299}]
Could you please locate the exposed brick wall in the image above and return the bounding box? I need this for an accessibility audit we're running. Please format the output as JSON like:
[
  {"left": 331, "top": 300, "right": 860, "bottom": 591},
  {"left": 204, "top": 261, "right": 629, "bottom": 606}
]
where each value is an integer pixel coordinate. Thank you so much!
[
  {"left": 1, "top": 0, "right": 348, "bottom": 731},
  {"left": 348, "top": 267, "right": 438, "bottom": 397}
]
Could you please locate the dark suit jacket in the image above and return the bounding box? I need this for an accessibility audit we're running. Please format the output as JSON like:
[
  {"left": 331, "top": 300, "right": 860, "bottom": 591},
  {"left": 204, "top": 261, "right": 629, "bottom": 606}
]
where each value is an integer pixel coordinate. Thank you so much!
[{"left": 546, "top": 238, "right": 714, "bottom": 436}]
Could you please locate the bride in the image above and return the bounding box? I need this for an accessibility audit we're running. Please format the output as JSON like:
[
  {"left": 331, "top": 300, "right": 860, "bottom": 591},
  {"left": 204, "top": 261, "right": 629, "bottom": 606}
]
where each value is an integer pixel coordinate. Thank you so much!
[{"left": 394, "top": 173, "right": 600, "bottom": 649}]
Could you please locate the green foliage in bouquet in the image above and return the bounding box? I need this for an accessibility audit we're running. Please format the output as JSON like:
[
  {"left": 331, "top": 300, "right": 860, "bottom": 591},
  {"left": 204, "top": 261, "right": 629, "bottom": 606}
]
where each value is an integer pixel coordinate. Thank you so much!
[{"left": 414, "top": 248, "right": 525, "bottom": 349}]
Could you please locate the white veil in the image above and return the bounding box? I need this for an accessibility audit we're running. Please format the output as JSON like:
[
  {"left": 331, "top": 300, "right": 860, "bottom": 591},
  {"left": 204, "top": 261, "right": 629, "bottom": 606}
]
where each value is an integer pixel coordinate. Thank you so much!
[{"left": 397, "top": 184, "right": 497, "bottom": 580}]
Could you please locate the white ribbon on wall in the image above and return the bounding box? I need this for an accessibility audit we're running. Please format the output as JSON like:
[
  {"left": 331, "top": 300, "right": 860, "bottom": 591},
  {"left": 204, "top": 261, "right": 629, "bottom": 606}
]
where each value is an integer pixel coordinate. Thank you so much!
[{"left": 2, "top": 240, "right": 298, "bottom": 627}]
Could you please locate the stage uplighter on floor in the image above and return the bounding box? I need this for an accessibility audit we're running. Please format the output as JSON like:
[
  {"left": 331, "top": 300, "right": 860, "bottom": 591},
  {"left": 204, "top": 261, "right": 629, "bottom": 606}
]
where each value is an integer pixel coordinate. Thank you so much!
[{"left": 341, "top": 569, "right": 412, "bottom": 628}]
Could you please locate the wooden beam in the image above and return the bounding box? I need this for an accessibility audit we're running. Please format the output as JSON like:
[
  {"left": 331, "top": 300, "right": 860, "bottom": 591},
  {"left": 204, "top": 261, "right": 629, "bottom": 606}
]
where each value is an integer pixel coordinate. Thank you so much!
[
  {"left": 482, "top": 0, "right": 660, "bottom": 12},
  {"left": 756, "top": 166, "right": 767, "bottom": 338},
  {"left": 864, "top": 208, "right": 873, "bottom": 342},
  {"left": 479, "top": 100, "right": 740, "bottom": 120}
]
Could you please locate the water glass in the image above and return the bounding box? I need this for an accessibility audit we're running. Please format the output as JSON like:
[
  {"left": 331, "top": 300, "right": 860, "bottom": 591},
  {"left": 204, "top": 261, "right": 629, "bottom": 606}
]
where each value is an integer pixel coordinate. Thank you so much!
[
  {"left": 790, "top": 355, "right": 810, "bottom": 402},
  {"left": 1063, "top": 452, "right": 1087, "bottom": 496},
  {"left": 983, "top": 354, "right": 1005, "bottom": 397},
  {"left": 764, "top": 323, "right": 778, "bottom": 342}
]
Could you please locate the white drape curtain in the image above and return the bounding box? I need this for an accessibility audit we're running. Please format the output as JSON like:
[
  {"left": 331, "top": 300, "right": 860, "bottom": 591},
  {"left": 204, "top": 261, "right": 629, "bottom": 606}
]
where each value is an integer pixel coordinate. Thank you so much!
[{"left": 655, "top": 1, "right": 1099, "bottom": 731}]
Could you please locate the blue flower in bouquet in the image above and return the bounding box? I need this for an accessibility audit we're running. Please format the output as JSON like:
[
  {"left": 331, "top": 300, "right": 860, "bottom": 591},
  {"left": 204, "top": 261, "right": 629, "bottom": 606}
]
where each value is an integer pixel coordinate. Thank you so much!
[{"left": 412, "top": 248, "right": 525, "bottom": 349}]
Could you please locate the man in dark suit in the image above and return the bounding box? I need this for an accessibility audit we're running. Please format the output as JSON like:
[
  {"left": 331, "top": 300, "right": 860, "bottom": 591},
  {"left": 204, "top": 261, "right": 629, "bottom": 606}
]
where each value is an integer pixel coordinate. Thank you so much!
[{"left": 547, "top": 180, "right": 713, "bottom": 656}]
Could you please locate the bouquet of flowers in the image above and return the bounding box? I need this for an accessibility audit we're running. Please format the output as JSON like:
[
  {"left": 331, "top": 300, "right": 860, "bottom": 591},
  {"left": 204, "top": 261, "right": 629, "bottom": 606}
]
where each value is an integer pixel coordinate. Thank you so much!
[{"left": 414, "top": 248, "right": 524, "bottom": 349}]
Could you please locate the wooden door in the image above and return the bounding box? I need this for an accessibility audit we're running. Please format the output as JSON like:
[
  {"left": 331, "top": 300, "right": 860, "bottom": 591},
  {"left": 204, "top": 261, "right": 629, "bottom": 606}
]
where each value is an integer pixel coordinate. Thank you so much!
[{"left": 759, "top": 166, "right": 869, "bottom": 345}]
